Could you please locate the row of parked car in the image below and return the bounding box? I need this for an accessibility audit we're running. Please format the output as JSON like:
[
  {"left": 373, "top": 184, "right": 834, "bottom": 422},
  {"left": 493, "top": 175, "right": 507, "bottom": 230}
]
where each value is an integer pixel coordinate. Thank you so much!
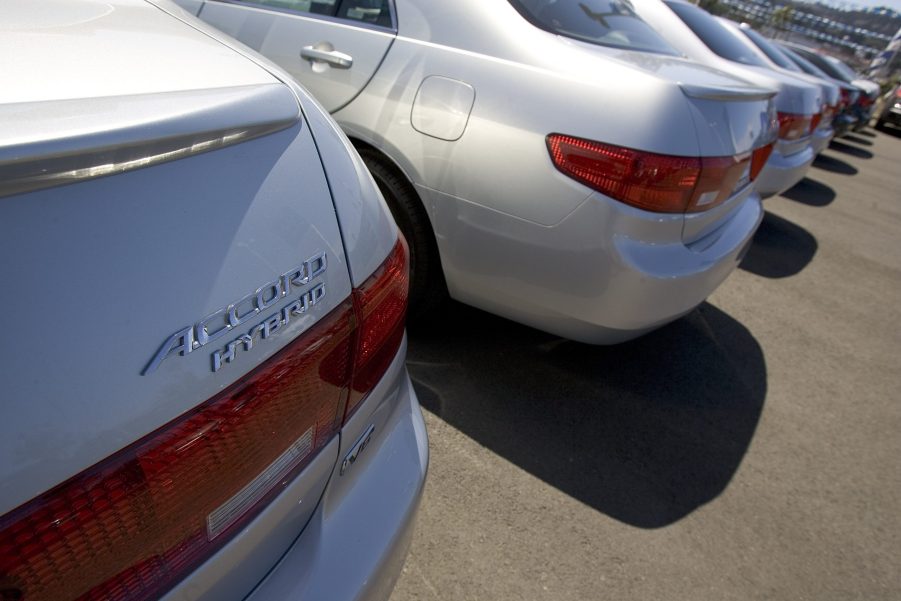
[{"left": 0, "top": 1, "right": 885, "bottom": 601}]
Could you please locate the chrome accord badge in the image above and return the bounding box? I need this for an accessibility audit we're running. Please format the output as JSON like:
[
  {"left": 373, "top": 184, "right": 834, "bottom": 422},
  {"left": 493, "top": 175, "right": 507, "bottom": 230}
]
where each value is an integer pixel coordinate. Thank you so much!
[{"left": 143, "top": 253, "right": 327, "bottom": 375}]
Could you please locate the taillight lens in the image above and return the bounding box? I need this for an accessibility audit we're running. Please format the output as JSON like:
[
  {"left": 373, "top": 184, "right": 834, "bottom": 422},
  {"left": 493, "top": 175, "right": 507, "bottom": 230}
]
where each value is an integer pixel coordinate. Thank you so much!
[
  {"left": 839, "top": 88, "right": 851, "bottom": 109},
  {"left": 751, "top": 143, "right": 774, "bottom": 181},
  {"left": 0, "top": 238, "right": 409, "bottom": 601},
  {"left": 546, "top": 134, "right": 758, "bottom": 214},
  {"left": 346, "top": 236, "right": 409, "bottom": 419},
  {"left": 777, "top": 112, "right": 813, "bottom": 140},
  {"left": 809, "top": 111, "right": 823, "bottom": 132}
]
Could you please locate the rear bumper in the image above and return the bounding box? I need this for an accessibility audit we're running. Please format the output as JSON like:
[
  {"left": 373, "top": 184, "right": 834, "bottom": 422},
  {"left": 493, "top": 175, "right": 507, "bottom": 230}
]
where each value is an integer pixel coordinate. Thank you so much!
[
  {"left": 810, "top": 126, "right": 834, "bottom": 156},
  {"left": 425, "top": 183, "right": 763, "bottom": 345},
  {"left": 246, "top": 340, "right": 428, "bottom": 601},
  {"left": 755, "top": 142, "right": 815, "bottom": 199}
]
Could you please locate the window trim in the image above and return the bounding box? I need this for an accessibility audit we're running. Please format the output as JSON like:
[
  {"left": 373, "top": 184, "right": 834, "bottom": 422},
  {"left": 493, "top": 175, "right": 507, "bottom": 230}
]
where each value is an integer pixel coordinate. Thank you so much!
[{"left": 209, "top": 0, "right": 397, "bottom": 33}]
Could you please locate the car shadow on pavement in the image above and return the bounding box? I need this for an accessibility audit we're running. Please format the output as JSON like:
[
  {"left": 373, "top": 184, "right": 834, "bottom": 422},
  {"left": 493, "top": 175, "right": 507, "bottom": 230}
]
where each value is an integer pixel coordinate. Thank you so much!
[
  {"left": 739, "top": 211, "right": 818, "bottom": 278},
  {"left": 407, "top": 300, "right": 766, "bottom": 529},
  {"left": 841, "top": 134, "right": 874, "bottom": 146},
  {"left": 812, "top": 153, "right": 858, "bottom": 175},
  {"left": 876, "top": 124, "right": 901, "bottom": 138},
  {"left": 828, "top": 139, "right": 874, "bottom": 159},
  {"left": 781, "top": 177, "right": 836, "bottom": 207}
]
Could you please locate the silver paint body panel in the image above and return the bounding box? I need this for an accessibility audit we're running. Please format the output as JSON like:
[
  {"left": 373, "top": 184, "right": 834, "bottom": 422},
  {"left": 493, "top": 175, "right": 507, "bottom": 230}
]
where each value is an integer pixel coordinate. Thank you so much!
[
  {"left": 1, "top": 2, "right": 425, "bottom": 601},
  {"left": 196, "top": 0, "right": 774, "bottom": 343}
]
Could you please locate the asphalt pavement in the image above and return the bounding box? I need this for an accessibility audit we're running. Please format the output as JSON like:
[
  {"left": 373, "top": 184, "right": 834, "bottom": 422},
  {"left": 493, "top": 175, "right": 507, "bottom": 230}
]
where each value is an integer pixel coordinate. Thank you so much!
[{"left": 391, "top": 126, "right": 901, "bottom": 601}]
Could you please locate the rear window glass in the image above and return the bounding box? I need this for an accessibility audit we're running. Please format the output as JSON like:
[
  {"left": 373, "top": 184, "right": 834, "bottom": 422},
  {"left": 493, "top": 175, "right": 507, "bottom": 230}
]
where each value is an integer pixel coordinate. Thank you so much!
[
  {"left": 824, "top": 56, "right": 858, "bottom": 81},
  {"left": 740, "top": 26, "right": 800, "bottom": 71},
  {"left": 508, "top": 0, "right": 678, "bottom": 54},
  {"left": 665, "top": 1, "right": 768, "bottom": 67},
  {"left": 791, "top": 48, "right": 848, "bottom": 81},
  {"left": 779, "top": 45, "right": 830, "bottom": 79}
]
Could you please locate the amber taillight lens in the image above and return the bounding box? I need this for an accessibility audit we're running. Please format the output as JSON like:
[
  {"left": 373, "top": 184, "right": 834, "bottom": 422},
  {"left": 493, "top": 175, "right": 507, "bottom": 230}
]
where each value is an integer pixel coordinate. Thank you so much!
[
  {"left": 547, "top": 134, "right": 761, "bottom": 214},
  {"left": 0, "top": 237, "right": 409, "bottom": 601},
  {"left": 750, "top": 143, "right": 774, "bottom": 181},
  {"left": 777, "top": 112, "right": 813, "bottom": 140},
  {"left": 809, "top": 112, "right": 823, "bottom": 132}
]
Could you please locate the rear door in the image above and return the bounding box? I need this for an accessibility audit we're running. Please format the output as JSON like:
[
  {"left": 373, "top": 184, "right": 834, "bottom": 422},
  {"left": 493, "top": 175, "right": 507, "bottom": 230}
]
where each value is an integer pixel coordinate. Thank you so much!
[{"left": 199, "top": 0, "right": 396, "bottom": 112}]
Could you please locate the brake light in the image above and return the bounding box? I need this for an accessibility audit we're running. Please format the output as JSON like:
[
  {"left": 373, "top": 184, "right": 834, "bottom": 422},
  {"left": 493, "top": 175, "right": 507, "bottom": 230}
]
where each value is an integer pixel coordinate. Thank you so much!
[
  {"left": 346, "top": 236, "right": 409, "bottom": 419},
  {"left": 777, "top": 113, "right": 813, "bottom": 140},
  {"left": 546, "top": 134, "right": 758, "bottom": 214},
  {"left": 809, "top": 111, "right": 823, "bottom": 132},
  {"left": 0, "top": 238, "right": 409, "bottom": 601},
  {"left": 839, "top": 88, "right": 851, "bottom": 109},
  {"left": 751, "top": 143, "right": 774, "bottom": 180}
]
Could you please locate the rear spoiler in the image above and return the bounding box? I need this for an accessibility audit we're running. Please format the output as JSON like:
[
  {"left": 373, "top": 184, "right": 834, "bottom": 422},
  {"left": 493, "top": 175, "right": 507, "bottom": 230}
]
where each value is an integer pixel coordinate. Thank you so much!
[
  {"left": 680, "top": 83, "right": 778, "bottom": 102},
  {"left": 0, "top": 84, "right": 299, "bottom": 199}
]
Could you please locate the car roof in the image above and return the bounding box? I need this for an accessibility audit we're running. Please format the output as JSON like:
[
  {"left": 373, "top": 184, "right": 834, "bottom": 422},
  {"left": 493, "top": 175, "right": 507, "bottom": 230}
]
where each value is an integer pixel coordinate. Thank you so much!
[{"left": 0, "top": 0, "right": 276, "bottom": 106}]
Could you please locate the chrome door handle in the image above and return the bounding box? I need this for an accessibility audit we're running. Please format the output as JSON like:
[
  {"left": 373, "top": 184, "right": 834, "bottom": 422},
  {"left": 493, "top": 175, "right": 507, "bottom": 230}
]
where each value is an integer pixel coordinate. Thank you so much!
[{"left": 301, "top": 44, "right": 353, "bottom": 69}]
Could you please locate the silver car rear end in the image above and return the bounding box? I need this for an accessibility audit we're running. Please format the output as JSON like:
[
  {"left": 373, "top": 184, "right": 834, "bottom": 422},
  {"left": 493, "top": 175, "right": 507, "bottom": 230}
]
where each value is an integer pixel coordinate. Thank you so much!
[{"left": 0, "top": 2, "right": 426, "bottom": 599}]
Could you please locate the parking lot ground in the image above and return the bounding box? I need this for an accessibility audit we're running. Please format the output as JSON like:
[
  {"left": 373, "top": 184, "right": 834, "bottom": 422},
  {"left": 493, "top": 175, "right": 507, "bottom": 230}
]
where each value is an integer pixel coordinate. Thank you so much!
[{"left": 391, "top": 127, "right": 901, "bottom": 601}]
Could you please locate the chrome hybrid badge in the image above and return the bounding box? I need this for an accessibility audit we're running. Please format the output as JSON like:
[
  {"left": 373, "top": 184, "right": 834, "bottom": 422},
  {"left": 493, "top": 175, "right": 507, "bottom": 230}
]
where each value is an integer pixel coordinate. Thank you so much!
[{"left": 143, "top": 253, "right": 327, "bottom": 375}]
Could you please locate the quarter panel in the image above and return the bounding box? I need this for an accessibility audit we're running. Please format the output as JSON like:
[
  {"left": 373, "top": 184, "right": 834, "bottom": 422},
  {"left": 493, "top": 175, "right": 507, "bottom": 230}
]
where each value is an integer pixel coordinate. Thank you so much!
[{"left": 335, "top": 36, "right": 702, "bottom": 226}]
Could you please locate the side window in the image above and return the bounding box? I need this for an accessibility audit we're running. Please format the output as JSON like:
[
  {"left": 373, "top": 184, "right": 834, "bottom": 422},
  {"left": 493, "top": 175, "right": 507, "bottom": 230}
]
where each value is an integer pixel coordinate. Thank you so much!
[
  {"left": 336, "top": 0, "right": 393, "bottom": 28},
  {"left": 241, "top": 0, "right": 338, "bottom": 15}
]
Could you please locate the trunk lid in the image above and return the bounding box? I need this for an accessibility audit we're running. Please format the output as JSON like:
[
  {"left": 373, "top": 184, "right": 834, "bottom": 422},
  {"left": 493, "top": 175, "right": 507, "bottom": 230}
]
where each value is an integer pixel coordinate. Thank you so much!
[{"left": 0, "top": 2, "right": 356, "bottom": 599}]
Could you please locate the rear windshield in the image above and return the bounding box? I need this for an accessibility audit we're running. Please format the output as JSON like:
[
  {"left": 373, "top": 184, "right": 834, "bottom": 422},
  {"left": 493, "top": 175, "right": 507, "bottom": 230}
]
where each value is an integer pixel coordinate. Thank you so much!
[
  {"left": 824, "top": 56, "right": 858, "bottom": 81},
  {"left": 665, "top": 1, "right": 768, "bottom": 67},
  {"left": 740, "top": 26, "right": 800, "bottom": 72},
  {"left": 791, "top": 48, "right": 849, "bottom": 81},
  {"left": 778, "top": 45, "right": 831, "bottom": 79},
  {"left": 509, "top": 0, "right": 678, "bottom": 54}
]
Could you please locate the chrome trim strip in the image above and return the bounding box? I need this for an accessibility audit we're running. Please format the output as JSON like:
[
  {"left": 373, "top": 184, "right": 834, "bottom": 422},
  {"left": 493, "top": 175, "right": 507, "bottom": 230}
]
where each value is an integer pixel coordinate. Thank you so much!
[
  {"left": 681, "top": 84, "right": 778, "bottom": 102},
  {"left": 0, "top": 119, "right": 295, "bottom": 199}
]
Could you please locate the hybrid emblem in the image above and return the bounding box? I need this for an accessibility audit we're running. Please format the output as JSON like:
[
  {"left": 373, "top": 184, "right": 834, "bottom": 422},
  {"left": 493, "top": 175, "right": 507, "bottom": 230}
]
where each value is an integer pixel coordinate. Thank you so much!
[{"left": 143, "top": 252, "right": 327, "bottom": 375}]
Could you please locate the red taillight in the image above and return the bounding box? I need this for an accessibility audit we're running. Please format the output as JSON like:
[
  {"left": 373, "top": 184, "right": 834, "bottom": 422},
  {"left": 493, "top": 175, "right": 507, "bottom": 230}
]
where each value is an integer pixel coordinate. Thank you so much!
[
  {"left": 809, "top": 112, "right": 823, "bottom": 132},
  {"left": 777, "top": 112, "right": 813, "bottom": 140},
  {"left": 546, "top": 134, "right": 756, "bottom": 214},
  {"left": 751, "top": 143, "right": 774, "bottom": 181},
  {"left": 0, "top": 239, "right": 409, "bottom": 601},
  {"left": 839, "top": 88, "right": 851, "bottom": 109},
  {"left": 346, "top": 236, "right": 409, "bottom": 419}
]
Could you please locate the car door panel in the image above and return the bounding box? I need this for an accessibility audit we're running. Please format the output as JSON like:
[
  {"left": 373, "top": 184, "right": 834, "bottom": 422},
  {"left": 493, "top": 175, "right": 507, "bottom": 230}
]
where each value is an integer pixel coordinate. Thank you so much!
[{"left": 200, "top": 1, "right": 395, "bottom": 112}]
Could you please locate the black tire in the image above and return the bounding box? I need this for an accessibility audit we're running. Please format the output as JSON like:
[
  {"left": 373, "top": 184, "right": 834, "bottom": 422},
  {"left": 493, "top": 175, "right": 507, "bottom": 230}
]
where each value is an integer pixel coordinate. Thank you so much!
[{"left": 358, "top": 148, "right": 447, "bottom": 322}]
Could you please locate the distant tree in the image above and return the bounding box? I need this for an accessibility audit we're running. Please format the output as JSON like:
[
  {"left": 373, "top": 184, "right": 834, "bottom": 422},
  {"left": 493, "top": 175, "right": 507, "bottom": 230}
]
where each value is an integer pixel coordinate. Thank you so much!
[
  {"left": 698, "top": 0, "right": 726, "bottom": 16},
  {"left": 769, "top": 6, "right": 794, "bottom": 39}
]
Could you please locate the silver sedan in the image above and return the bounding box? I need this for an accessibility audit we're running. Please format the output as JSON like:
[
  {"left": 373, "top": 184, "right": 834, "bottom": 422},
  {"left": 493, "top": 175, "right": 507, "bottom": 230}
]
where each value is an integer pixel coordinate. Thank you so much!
[
  {"left": 188, "top": 0, "right": 776, "bottom": 344},
  {"left": 631, "top": 0, "right": 824, "bottom": 198}
]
